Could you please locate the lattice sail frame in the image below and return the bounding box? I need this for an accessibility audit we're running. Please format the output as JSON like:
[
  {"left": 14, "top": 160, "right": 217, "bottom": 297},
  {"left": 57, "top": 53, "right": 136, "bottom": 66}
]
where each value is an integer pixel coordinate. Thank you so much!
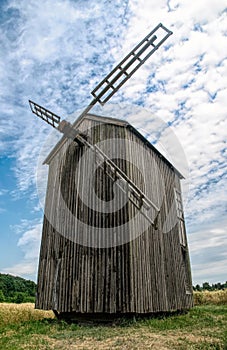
[
  {"left": 29, "top": 100, "right": 61, "bottom": 128},
  {"left": 91, "top": 23, "right": 172, "bottom": 104}
]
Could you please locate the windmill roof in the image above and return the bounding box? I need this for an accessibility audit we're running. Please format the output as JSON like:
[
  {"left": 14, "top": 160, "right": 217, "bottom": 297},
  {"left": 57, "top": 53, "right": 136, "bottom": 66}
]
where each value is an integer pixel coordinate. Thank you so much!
[{"left": 43, "top": 113, "right": 184, "bottom": 179}]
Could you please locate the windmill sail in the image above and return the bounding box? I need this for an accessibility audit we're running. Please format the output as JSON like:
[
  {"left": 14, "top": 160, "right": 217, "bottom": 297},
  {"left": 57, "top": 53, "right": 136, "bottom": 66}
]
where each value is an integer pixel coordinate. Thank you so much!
[
  {"left": 29, "top": 100, "right": 61, "bottom": 128},
  {"left": 91, "top": 23, "right": 172, "bottom": 104}
]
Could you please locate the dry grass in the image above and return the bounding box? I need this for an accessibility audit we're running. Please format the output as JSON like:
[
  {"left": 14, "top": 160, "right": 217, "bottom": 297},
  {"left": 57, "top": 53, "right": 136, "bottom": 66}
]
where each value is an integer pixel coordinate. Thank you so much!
[
  {"left": 0, "top": 303, "right": 54, "bottom": 327},
  {"left": 39, "top": 329, "right": 221, "bottom": 350},
  {"left": 194, "top": 289, "right": 227, "bottom": 305}
]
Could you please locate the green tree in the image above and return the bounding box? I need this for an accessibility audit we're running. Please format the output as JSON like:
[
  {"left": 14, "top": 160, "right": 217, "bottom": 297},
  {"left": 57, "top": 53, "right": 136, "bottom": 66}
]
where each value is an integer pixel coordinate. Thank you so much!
[
  {"left": 202, "top": 282, "right": 211, "bottom": 291},
  {"left": 195, "top": 284, "right": 202, "bottom": 291},
  {"left": 0, "top": 290, "right": 5, "bottom": 302},
  {"left": 14, "top": 292, "right": 26, "bottom": 304},
  {"left": 0, "top": 273, "right": 36, "bottom": 302}
]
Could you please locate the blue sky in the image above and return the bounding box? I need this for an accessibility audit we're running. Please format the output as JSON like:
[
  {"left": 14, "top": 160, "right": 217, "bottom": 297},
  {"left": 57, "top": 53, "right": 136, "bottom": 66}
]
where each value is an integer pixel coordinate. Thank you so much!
[{"left": 0, "top": 0, "right": 226, "bottom": 284}]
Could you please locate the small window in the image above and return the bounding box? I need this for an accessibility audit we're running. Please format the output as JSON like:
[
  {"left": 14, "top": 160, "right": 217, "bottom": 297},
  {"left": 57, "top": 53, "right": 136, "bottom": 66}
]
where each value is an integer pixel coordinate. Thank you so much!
[
  {"left": 174, "top": 188, "right": 186, "bottom": 247},
  {"left": 181, "top": 247, "right": 192, "bottom": 294},
  {"left": 175, "top": 188, "right": 184, "bottom": 220}
]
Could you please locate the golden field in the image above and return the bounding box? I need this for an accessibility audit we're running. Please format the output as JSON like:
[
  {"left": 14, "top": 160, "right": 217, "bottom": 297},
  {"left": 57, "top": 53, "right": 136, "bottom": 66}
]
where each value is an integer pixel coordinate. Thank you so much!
[
  {"left": 193, "top": 289, "right": 227, "bottom": 306},
  {"left": 0, "top": 303, "right": 54, "bottom": 327}
]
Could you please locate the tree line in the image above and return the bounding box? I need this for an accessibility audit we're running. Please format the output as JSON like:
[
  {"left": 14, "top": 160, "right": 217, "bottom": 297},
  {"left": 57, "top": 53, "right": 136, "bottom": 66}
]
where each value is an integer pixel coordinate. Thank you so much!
[
  {"left": 193, "top": 281, "right": 227, "bottom": 291},
  {"left": 0, "top": 273, "right": 36, "bottom": 303}
]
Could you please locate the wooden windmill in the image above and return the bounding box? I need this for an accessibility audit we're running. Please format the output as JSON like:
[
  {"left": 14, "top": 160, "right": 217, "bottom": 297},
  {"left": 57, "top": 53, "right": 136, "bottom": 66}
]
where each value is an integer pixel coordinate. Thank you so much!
[{"left": 29, "top": 23, "right": 193, "bottom": 319}]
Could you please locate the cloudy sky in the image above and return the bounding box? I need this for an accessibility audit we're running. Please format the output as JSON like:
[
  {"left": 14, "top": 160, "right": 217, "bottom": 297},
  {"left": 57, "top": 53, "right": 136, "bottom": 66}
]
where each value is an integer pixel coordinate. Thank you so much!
[{"left": 0, "top": 0, "right": 226, "bottom": 285}]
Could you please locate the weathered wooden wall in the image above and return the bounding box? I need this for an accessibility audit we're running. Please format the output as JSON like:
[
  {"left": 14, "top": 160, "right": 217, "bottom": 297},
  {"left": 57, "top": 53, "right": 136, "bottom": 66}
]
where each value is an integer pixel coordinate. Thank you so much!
[{"left": 36, "top": 115, "right": 193, "bottom": 314}]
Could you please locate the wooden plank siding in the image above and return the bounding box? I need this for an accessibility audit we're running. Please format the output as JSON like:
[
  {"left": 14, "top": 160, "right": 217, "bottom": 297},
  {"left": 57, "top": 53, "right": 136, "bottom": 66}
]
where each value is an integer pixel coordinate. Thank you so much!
[{"left": 35, "top": 115, "right": 193, "bottom": 314}]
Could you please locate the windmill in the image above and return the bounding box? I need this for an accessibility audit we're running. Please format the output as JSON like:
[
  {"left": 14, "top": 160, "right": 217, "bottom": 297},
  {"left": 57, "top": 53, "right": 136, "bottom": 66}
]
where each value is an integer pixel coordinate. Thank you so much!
[{"left": 30, "top": 23, "right": 193, "bottom": 319}]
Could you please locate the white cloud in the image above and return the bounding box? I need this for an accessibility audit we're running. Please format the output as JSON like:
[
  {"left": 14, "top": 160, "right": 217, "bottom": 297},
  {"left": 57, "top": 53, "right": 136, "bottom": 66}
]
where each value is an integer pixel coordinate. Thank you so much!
[
  {"left": 2, "top": 261, "right": 38, "bottom": 278},
  {"left": 3, "top": 220, "right": 42, "bottom": 279},
  {"left": 17, "top": 223, "right": 42, "bottom": 259},
  {"left": 0, "top": 190, "right": 8, "bottom": 214},
  {"left": 189, "top": 226, "right": 227, "bottom": 254},
  {"left": 188, "top": 218, "right": 227, "bottom": 284},
  {"left": 192, "top": 259, "right": 227, "bottom": 285}
]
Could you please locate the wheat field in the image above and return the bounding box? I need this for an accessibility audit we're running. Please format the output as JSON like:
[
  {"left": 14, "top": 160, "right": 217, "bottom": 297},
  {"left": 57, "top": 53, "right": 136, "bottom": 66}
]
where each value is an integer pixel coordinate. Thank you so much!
[
  {"left": 193, "top": 289, "right": 227, "bottom": 305},
  {"left": 0, "top": 303, "right": 54, "bottom": 327}
]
